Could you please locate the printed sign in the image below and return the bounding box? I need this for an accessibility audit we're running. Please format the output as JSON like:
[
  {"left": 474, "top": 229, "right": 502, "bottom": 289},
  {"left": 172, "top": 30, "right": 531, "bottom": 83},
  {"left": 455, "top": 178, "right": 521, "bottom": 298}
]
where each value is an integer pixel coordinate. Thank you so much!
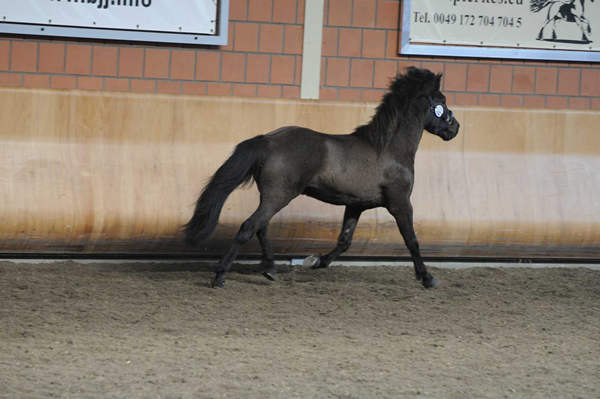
[
  {"left": 401, "top": 0, "right": 599, "bottom": 61},
  {"left": 0, "top": 0, "right": 228, "bottom": 45}
]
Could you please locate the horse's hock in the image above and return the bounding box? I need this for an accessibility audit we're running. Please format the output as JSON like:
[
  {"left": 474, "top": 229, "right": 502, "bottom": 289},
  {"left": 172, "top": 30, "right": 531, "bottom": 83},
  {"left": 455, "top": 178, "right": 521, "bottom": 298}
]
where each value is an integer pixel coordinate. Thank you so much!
[{"left": 1, "top": 88, "right": 599, "bottom": 258}]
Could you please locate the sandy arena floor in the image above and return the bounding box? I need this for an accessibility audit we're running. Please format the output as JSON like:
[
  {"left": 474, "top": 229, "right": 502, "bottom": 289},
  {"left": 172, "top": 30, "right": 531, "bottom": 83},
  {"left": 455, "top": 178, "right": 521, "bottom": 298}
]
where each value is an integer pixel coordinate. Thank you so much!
[{"left": 1, "top": 260, "right": 599, "bottom": 398}]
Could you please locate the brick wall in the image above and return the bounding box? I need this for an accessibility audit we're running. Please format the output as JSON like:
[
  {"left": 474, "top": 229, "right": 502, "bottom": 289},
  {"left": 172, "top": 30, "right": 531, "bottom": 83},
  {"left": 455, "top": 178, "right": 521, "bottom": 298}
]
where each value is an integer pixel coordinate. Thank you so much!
[{"left": 0, "top": 0, "right": 599, "bottom": 109}]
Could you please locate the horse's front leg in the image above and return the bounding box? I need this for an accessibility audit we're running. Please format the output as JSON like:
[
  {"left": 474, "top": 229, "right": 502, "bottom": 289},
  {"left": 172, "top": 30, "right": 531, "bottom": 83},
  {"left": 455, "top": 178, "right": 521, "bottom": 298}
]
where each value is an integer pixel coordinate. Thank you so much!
[
  {"left": 387, "top": 198, "right": 438, "bottom": 289},
  {"left": 304, "top": 206, "right": 362, "bottom": 269}
]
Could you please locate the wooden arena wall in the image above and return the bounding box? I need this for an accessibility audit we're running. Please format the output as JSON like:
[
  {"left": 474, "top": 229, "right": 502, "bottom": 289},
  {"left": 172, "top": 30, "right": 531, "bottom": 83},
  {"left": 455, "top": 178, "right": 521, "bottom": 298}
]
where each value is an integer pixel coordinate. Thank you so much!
[
  {"left": 1, "top": 0, "right": 599, "bottom": 258},
  {"left": 1, "top": 88, "right": 599, "bottom": 259}
]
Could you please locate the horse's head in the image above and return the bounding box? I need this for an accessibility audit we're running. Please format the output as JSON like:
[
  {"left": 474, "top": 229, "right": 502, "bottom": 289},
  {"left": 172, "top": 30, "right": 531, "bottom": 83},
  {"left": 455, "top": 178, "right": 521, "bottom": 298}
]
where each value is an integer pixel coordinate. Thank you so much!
[{"left": 423, "top": 75, "right": 460, "bottom": 141}]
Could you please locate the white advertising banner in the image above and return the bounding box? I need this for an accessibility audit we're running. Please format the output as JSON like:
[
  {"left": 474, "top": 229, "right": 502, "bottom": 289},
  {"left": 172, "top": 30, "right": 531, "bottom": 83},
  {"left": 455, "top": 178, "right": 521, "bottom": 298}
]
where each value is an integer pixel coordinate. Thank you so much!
[
  {"left": 0, "top": 0, "right": 228, "bottom": 45},
  {"left": 402, "top": 0, "right": 599, "bottom": 61},
  {"left": 1, "top": 0, "right": 216, "bottom": 34}
]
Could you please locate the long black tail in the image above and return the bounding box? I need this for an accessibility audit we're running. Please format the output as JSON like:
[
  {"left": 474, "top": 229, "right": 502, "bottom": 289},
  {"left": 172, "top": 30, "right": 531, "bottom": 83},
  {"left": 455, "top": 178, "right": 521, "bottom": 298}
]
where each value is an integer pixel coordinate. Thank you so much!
[{"left": 183, "top": 136, "right": 265, "bottom": 245}]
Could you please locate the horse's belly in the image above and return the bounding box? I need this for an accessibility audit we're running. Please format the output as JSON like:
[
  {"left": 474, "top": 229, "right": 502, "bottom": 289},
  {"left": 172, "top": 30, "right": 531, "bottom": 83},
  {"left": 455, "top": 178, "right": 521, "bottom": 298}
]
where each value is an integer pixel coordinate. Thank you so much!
[{"left": 302, "top": 184, "right": 382, "bottom": 208}]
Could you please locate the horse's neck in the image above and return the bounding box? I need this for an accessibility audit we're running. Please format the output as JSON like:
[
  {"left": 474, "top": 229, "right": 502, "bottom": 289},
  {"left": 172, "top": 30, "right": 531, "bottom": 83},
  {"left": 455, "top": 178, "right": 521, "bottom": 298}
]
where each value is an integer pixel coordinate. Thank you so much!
[{"left": 386, "top": 127, "right": 423, "bottom": 165}]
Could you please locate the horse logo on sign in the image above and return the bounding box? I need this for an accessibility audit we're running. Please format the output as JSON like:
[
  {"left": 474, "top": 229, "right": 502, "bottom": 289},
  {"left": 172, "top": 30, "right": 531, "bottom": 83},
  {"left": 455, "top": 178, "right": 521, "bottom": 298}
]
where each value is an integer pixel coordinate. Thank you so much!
[{"left": 530, "top": 0, "right": 594, "bottom": 43}]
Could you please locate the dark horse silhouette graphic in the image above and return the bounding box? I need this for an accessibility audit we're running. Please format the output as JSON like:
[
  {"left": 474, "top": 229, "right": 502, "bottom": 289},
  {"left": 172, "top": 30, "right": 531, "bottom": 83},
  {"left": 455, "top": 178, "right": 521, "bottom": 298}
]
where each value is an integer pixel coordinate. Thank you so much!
[
  {"left": 531, "top": 0, "right": 594, "bottom": 42},
  {"left": 184, "top": 68, "right": 460, "bottom": 289}
]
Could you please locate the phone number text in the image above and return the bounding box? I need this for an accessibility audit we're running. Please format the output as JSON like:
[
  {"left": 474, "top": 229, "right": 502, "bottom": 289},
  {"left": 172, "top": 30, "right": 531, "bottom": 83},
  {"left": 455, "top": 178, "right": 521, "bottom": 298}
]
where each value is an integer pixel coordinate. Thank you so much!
[{"left": 413, "top": 12, "right": 523, "bottom": 28}]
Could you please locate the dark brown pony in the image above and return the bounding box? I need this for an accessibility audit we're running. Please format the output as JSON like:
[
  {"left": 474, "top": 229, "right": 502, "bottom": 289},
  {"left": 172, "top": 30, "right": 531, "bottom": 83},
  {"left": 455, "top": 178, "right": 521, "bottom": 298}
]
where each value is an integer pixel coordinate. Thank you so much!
[{"left": 184, "top": 67, "right": 460, "bottom": 289}]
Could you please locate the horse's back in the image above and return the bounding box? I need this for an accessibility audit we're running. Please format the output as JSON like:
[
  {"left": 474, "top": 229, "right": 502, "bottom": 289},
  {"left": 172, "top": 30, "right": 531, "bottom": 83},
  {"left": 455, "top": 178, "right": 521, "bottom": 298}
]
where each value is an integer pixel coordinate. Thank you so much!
[
  {"left": 262, "top": 126, "right": 360, "bottom": 170},
  {"left": 258, "top": 126, "right": 330, "bottom": 190},
  {"left": 263, "top": 126, "right": 333, "bottom": 152}
]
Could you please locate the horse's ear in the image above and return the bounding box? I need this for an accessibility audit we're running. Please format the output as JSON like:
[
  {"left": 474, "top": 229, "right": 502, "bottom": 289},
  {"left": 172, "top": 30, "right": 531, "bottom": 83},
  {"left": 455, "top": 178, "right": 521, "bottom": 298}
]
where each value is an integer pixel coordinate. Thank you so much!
[{"left": 435, "top": 73, "right": 442, "bottom": 90}]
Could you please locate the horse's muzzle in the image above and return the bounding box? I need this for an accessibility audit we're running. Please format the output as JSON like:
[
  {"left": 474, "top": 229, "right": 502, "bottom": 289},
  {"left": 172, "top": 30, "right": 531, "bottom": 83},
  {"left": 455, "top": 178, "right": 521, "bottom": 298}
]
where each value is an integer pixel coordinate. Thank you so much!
[{"left": 443, "top": 118, "right": 460, "bottom": 141}]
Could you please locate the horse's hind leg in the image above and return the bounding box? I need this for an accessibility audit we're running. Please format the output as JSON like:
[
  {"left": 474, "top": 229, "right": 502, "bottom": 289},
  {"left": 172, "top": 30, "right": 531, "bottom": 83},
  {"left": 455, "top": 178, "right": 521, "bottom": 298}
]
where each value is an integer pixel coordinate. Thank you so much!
[
  {"left": 257, "top": 226, "right": 277, "bottom": 281},
  {"left": 212, "top": 196, "right": 291, "bottom": 288},
  {"left": 305, "top": 206, "right": 362, "bottom": 269}
]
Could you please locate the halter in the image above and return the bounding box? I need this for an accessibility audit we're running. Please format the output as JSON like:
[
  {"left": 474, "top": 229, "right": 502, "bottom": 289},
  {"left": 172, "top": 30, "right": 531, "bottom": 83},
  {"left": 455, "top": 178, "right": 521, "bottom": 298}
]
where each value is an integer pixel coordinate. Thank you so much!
[{"left": 428, "top": 96, "right": 452, "bottom": 122}]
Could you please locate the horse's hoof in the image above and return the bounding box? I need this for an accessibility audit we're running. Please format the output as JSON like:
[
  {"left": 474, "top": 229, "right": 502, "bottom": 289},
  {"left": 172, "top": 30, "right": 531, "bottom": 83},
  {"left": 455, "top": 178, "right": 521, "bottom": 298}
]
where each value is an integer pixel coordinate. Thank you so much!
[
  {"left": 211, "top": 273, "right": 225, "bottom": 288},
  {"left": 262, "top": 271, "right": 276, "bottom": 281},
  {"left": 423, "top": 277, "right": 440, "bottom": 289},
  {"left": 211, "top": 279, "right": 225, "bottom": 288},
  {"left": 303, "top": 254, "right": 322, "bottom": 269}
]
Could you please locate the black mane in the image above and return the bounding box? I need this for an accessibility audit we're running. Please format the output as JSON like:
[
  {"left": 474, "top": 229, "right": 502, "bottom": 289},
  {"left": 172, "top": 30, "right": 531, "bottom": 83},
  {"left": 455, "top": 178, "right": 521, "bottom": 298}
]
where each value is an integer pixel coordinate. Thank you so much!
[{"left": 354, "top": 67, "right": 441, "bottom": 153}]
